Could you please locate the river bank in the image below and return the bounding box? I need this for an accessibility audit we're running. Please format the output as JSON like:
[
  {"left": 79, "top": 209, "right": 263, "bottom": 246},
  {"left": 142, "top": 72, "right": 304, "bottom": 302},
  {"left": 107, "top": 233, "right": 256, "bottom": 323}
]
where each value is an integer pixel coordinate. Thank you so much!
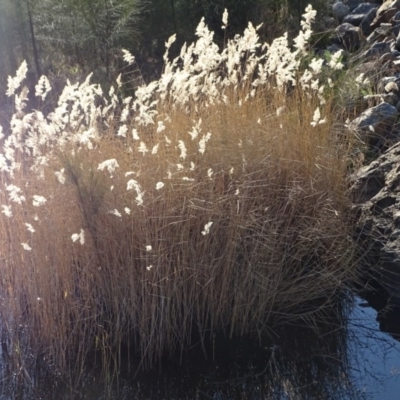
[{"left": 331, "top": 0, "right": 400, "bottom": 304}]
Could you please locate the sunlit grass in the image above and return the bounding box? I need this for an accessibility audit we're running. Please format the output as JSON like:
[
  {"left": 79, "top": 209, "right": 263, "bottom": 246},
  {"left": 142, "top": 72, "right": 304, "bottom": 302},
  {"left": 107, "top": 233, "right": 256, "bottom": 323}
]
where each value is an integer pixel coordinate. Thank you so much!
[{"left": 0, "top": 6, "right": 361, "bottom": 379}]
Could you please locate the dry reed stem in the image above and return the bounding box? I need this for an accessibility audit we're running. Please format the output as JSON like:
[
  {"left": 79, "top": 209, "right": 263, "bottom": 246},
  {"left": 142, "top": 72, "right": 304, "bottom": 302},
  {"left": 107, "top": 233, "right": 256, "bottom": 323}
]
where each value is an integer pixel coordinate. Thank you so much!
[{"left": 0, "top": 84, "right": 360, "bottom": 376}]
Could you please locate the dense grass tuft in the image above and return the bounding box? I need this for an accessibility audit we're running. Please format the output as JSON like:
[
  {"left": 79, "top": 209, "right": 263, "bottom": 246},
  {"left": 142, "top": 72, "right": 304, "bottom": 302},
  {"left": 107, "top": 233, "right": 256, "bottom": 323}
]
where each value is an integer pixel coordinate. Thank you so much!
[{"left": 0, "top": 7, "right": 361, "bottom": 378}]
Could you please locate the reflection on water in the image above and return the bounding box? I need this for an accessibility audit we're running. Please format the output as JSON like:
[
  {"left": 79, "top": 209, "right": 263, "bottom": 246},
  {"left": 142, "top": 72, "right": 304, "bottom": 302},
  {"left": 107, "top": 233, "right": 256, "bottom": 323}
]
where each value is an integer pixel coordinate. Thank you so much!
[
  {"left": 349, "top": 296, "right": 400, "bottom": 400},
  {"left": 0, "top": 295, "right": 399, "bottom": 399}
]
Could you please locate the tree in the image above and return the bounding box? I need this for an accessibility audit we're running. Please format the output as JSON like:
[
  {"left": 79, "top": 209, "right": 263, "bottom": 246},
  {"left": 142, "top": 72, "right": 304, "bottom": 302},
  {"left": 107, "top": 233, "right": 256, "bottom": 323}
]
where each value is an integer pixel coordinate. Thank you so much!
[
  {"left": 0, "top": 0, "right": 29, "bottom": 81},
  {"left": 32, "top": 0, "right": 146, "bottom": 79}
]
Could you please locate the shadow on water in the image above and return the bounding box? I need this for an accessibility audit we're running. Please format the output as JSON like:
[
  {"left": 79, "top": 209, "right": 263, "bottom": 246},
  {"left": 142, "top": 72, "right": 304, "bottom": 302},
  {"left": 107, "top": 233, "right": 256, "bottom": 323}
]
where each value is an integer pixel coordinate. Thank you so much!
[{"left": 0, "top": 294, "right": 400, "bottom": 399}]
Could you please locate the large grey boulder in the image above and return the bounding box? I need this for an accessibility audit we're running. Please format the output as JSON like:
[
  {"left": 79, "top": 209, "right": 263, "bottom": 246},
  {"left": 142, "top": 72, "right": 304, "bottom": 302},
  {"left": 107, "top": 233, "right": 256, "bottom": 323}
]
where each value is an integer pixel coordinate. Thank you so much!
[
  {"left": 345, "top": 0, "right": 373, "bottom": 12},
  {"left": 351, "top": 141, "right": 400, "bottom": 304},
  {"left": 335, "top": 23, "right": 363, "bottom": 50},
  {"left": 363, "top": 40, "right": 392, "bottom": 58},
  {"left": 349, "top": 102, "right": 399, "bottom": 147},
  {"left": 333, "top": 1, "right": 351, "bottom": 21},
  {"left": 344, "top": 3, "right": 380, "bottom": 26},
  {"left": 360, "top": 7, "right": 378, "bottom": 36}
]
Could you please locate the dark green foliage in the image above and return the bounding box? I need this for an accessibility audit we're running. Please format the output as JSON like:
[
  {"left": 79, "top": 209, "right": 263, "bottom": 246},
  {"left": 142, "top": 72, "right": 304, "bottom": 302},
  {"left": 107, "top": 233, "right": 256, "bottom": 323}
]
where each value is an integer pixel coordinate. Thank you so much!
[
  {"left": 34, "top": 0, "right": 146, "bottom": 79},
  {"left": 0, "top": 0, "right": 331, "bottom": 89}
]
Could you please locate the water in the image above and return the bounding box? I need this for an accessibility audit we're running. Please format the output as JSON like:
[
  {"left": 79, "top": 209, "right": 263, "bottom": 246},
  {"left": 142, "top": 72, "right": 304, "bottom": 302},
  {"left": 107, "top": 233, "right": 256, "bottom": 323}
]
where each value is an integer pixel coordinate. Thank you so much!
[
  {"left": 1, "top": 294, "right": 400, "bottom": 399},
  {"left": 348, "top": 296, "right": 400, "bottom": 399}
]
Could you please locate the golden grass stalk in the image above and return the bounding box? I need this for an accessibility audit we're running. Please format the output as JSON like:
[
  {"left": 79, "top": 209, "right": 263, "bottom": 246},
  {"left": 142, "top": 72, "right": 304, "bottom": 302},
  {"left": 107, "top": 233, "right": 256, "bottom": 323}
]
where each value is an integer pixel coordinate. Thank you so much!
[{"left": 0, "top": 82, "right": 359, "bottom": 376}]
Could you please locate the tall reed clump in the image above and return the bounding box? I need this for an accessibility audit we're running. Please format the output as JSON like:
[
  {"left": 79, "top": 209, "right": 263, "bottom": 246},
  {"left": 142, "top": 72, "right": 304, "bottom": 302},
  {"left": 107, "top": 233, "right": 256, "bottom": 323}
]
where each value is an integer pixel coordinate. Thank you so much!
[{"left": 0, "top": 6, "right": 360, "bottom": 377}]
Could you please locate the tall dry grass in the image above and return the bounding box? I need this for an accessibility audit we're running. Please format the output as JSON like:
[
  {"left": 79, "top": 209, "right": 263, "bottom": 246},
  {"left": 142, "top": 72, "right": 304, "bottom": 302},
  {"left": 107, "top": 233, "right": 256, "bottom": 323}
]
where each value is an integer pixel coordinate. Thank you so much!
[{"left": 0, "top": 6, "right": 360, "bottom": 379}]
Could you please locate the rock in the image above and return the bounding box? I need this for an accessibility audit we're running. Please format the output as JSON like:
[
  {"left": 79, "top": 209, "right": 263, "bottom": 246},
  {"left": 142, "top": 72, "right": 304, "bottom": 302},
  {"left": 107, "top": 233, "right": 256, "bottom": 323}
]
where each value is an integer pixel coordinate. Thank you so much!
[
  {"left": 390, "top": 91, "right": 400, "bottom": 105},
  {"left": 356, "top": 60, "right": 380, "bottom": 75},
  {"left": 371, "top": 0, "right": 400, "bottom": 29},
  {"left": 367, "top": 23, "right": 394, "bottom": 43},
  {"left": 380, "top": 52, "right": 396, "bottom": 63},
  {"left": 380, "top": 75, "right": 400, "bottom": 86},
  {"left": 391, "top": 10, "right": 400, "bottom": 36},
  {"left": 381, "top": 22, "right": 395, "bottom": 35},
  {"left": 351, "top": 163, "right": 387, "bottom": 203},
  {"left": 364, "top": 41, "right": 392, "bottom": 57},
  {"left": 350, "top": 141, "right": 400, "bottom": 304},
  {"left": 345, "top": 0, "right": 372, "bottom": 12},
  {"left": 349, "top": 102, "right": 398, "bottom": 147},
  {"left": 389, "top": 37, "right": 398, "bottom": 51},
  {"left": 381, "top": 58, "right": 393, "bottom": 73},
  {"left": 327, "top": 43, "right": 346, "bottom": 53},
  {"left": 333, "top": 1, "right": 351, "bottom": 21},
  {"left": 377, "top": 76, "right": 400, "bottom": 93},
  {"left": 322, "top": 16, "right": 337, "bottom": 30},
  {"left": 344, "top": 3, "right": 380, "bottom": 26},
  {"left": 379, "top": 258, "right": 400, "bottom": 304},
  {"left": 328, "top": 0, "right": 400, "bottom": 306},
  {"left": 385, "top": 80, "right": 400, "bottom": 92},
  {"left": 360, "top": 6, "right": 379, "bottom": 36},
  {"left": 366, "top": 26, "right": 388, "bottom": 42},
  {"left": 335, "top": 23, "right": 363, "bottom": 50},
  {"left": 396, "top": 29, "right": 400, "bottom": 49},
  {"left": 389, "top": 123, "right": 400, "bottom": 140}
]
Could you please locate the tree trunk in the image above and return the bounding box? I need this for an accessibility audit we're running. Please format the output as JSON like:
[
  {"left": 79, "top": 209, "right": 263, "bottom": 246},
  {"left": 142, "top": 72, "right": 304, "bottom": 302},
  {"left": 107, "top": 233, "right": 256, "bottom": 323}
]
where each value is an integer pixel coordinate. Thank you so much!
[
  {"left": 26, "top": 0, "right": 41, "bottom": 78},
  {"left": 170, "top": 0, "right": 178, "bottom": 34},
  {"left": 0, "top": 9, "right": 17, "bottom": 75}
]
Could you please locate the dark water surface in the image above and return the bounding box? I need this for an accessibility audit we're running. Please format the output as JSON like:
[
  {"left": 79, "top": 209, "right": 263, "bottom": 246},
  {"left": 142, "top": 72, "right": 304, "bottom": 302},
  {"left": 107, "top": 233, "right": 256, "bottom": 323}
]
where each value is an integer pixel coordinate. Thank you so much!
[
  {"left": 348, "top": 296, "right": 400, "bottom": 400},
  {"left": 1, "top": 295, "right": 399, "bottom": 399}
]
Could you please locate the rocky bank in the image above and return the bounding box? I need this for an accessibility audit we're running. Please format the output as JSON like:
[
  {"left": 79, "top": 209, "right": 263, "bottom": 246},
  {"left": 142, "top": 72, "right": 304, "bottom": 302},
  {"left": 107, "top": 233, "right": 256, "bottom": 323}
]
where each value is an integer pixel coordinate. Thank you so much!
[{"left": 330, "top": 0, "right": 400, "bottom": 304}]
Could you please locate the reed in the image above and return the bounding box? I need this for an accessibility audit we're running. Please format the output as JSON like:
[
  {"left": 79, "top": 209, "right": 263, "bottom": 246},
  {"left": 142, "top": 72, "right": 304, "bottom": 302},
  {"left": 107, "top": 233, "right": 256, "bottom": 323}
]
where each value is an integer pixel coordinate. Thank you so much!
[{"left": 0, "top": 6, "right": 361, "bottom": 380}]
